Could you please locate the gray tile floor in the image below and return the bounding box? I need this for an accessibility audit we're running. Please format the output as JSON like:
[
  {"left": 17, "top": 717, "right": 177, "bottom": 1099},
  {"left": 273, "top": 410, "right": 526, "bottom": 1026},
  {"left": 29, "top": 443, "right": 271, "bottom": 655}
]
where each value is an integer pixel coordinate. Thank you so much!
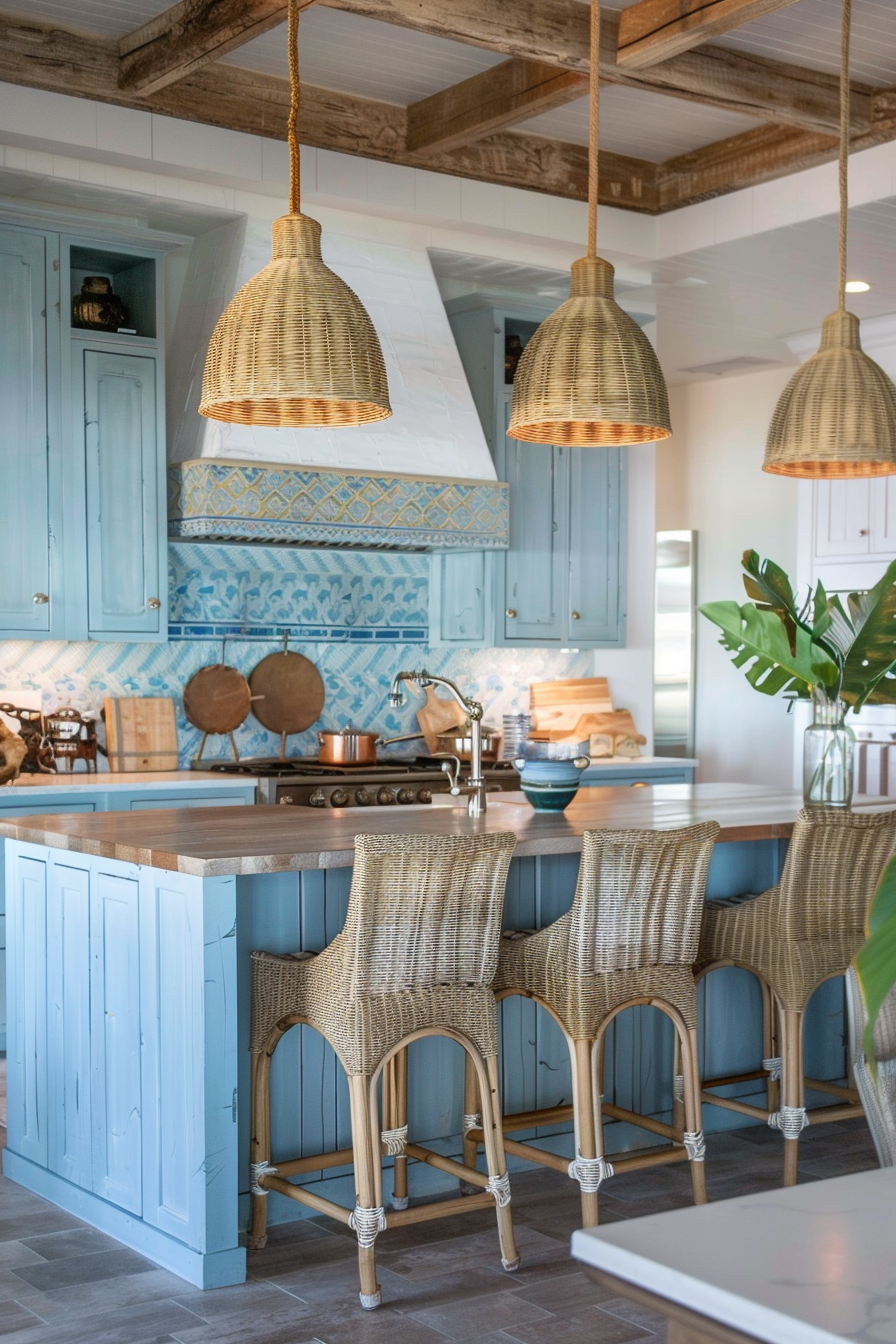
[{"left": 0, "top": 1096, "right": 880, "bottom": 1344}]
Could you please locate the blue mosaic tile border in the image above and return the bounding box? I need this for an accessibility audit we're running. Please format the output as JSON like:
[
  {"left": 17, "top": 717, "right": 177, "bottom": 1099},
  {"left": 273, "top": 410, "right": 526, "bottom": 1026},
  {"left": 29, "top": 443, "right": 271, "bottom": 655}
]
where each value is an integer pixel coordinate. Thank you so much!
[
  {"left": 167, "top": 459, "right": 509, "bottom": 550},
  {"left": 168, "top": 543, "right": 429, "bottom": 642}
]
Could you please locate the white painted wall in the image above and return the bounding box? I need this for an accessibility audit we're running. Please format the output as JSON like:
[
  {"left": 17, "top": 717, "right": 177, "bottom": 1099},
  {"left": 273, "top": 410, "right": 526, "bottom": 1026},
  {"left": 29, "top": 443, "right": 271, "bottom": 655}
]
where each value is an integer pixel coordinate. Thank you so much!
[{"left": 662, "top": 369, "right": 800, "bottom": 786}]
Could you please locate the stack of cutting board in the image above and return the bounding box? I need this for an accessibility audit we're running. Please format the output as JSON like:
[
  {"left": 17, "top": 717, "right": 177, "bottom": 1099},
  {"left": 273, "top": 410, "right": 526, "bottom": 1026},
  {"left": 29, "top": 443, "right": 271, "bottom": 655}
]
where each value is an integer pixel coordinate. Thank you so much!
[
  {"left": 529, "top": 678, "right": 647, "bottom": 758},
  {"left": 104, "top": 696, "right": 179, "bottom": 772}
]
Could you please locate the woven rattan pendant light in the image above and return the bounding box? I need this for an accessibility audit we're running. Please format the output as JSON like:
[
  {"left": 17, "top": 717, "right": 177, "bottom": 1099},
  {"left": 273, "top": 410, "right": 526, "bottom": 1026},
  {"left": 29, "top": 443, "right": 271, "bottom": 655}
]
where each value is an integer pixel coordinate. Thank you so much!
[
  {"left": 508, "top": 0, "right": 671, "bottom": 446},
  {"left": 199, "top": 0, "right": 391, "bottom": 427},
  {"left": 764, "top": 0, "right": 896, "bottom": 477}
]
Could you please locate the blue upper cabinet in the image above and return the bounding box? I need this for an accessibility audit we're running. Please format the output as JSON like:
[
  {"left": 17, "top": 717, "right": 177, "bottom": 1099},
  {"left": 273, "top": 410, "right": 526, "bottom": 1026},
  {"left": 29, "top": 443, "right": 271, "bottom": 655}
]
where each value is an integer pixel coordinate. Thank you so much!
[
  {"left": 0, "top": 228, "right": 58, "bottom": 635},
  {"left": 0, "top": 220, "right": 167, "bottom": 642},
  {"left": 436, "top": 296, "right": 627, "bottom": 649},
  {"left": 83, "top": 351, "right": 164, "bottom": 638}
]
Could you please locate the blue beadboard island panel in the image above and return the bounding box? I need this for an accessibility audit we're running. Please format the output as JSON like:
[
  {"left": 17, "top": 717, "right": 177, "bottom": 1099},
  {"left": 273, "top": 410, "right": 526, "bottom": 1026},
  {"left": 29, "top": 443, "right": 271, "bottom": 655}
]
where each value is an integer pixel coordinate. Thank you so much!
[{"left": 168, "top": 459, "right": 509, "bottom": 550}]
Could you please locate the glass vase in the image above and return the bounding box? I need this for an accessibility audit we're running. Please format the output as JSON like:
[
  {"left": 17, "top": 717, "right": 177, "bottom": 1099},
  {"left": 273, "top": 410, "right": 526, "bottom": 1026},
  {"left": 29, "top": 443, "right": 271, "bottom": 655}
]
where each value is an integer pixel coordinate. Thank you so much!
[{"left": 803, "top": 693, "right": 855, "bottom": 808}]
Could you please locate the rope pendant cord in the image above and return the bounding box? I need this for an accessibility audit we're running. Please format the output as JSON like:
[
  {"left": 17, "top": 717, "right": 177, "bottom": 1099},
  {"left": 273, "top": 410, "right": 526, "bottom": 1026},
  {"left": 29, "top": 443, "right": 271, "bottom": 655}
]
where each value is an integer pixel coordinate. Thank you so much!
[
  {"left": 588, "top": 0, "right": 600, "bottom": 259},
  {"left": 288, "top": 0, "right": 301, "bottom": 216},
  {"left": 838, "top": 0, "right": 851, "bottom": 311}
]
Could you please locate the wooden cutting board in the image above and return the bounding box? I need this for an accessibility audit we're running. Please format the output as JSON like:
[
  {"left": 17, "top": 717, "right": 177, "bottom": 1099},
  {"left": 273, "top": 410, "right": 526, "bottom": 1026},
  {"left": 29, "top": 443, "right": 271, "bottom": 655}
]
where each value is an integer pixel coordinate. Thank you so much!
[
  {"left": 104, "top": 696, "right": 179, "bottom": 772},
  {"left": 529, "top": 678, "right": 613, "bottom": 733},
  {"left": 416, "top": 686, "right": 469, "bottom": 753}
]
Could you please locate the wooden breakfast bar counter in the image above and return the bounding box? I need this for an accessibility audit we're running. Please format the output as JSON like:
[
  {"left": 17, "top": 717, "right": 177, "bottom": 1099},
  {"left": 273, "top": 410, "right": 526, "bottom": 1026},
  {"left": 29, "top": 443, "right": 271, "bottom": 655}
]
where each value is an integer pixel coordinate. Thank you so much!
[{"left": 0, "top": 784, "right": 871, "bottom": 1290}]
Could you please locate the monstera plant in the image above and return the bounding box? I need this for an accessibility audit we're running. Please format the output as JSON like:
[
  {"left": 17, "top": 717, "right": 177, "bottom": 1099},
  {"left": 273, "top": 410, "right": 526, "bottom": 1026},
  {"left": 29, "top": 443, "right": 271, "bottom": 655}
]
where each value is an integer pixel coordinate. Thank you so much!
[{"left": 700, "top": 550, "right": 896, "bottom": 710}]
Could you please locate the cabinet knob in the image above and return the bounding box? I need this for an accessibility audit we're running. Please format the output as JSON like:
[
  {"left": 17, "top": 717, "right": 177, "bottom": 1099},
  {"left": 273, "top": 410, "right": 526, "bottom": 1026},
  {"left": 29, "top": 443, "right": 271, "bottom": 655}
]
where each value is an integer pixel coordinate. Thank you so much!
[
  {"left": 859, "top": 529, "right": 869, "bottom": 537},
  {"left": 506, "top": 608, "right": 517, "bottom": 618},
  {"left": 571, "top": 610, "right": 581, "bottom": 621},
  {"left": 32, "top": 592, "right": 49, "bottom": 605},
  {"left": 147, "top": 597, "right": 161, "bottom": 610}
]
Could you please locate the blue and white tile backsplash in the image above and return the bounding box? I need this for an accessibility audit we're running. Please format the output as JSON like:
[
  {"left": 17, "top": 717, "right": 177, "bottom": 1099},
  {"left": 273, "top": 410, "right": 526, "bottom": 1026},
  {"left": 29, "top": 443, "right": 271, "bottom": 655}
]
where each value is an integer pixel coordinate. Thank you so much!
[{"left": 0, "top": 543, "right": 592, "bottom": 768}]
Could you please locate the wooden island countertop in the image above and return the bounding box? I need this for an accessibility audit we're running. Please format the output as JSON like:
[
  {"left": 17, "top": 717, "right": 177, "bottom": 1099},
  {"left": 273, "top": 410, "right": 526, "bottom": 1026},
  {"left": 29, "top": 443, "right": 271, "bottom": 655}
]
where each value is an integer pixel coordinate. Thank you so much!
[{"left": 1, "top": 782, "right": 880, "bottom": 878}]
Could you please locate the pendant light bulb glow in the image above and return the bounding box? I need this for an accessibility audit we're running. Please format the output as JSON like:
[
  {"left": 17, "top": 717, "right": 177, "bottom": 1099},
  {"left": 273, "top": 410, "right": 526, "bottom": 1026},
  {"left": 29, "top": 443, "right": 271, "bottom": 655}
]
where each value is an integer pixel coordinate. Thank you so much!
[
  {"left": 764, "top": 0, "right": 896, "bottom": 478},
  {"left": 509, "top": 0, "right": 671, "bottom": 447},
  {"left": 199, "top": 0, "right": 391, "bottom": 428}
]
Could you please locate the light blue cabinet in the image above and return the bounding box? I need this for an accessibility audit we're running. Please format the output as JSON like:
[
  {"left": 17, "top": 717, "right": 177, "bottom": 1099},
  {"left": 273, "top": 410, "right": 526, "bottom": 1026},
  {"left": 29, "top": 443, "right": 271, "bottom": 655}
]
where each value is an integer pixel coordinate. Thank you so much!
[
  {"left": 437, "top": 296, "right": 627, "bottom": 649},
  {"left": 83, "top": 350, "right": 164, "bottom": 638},
  {"left": 0, "top": 228, "right": 58, "bottom": 635},
  {"left": 0, "top": 781, "right": 256, "bottom": 1052},
  {"left": 0, "top": 219, "right": 168, "bottom": 642}
]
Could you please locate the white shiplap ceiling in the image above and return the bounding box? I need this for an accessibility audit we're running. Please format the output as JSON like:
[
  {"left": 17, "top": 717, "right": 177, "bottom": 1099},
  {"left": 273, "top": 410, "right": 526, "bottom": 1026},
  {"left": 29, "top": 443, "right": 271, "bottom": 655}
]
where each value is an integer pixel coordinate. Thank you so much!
[{"left": 11, "top": 0, "right": 888, "bottom": 165}]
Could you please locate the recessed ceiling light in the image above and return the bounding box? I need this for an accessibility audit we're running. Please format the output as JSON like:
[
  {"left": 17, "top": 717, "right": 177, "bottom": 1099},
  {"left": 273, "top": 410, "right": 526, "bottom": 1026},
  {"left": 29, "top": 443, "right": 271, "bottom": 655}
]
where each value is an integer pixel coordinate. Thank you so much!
[{"left": 845, "top": 280, "right": 871, "bottom": 293}]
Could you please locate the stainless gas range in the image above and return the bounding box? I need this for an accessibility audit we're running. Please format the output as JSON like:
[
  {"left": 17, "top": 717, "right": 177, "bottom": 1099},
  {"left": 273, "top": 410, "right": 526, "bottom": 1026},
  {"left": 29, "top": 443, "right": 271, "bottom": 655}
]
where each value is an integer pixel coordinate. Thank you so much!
[{"left": 194, "top": 756, "right": 521, "bottom": 808}]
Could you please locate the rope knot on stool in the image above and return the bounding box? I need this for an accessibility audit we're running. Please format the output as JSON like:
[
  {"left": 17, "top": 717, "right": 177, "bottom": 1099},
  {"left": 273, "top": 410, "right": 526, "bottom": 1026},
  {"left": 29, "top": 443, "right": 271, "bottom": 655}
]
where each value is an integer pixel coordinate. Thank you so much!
[
  {"left": 568, "top": 1154, "right": 614, "bottom": 1192},
  {"left": 683, "top": 1130, "right": 707, "bottom": 1162},
  {"left": 769, "top": 1106, "right": 809, "bottom": 1138},
  {"left": 763, "top": 1056, "right": 782, "bottom": 1081},
  {"left": 250, "top": 1160, "right": 279, "bottom": 1195},
  {"left": 486, "top": 1172, "right": 512, "bottom": 1207},
  {"left": 380, "top": 1125, "right": 408, "bottom": 1156},
  {"left": 348, "top": 1205, "right": 387, "bottom": 1248}
]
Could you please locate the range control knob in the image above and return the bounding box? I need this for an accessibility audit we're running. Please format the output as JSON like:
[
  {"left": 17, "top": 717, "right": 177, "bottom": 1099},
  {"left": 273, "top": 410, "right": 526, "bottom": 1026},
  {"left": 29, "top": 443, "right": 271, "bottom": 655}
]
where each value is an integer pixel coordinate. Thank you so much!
[
  {"left": 330, "top": 788, "right": 349, "bottom": 808},
  {"left": 418, "top": 788, "right": 432, "bottom": 804},
  {"left": 309, "top": 789, "right": 327, "bottom": 808},
  {"left": 278, "top": 795, "right": 295, "bottom": 805},
  {"left": 397, "top": 788, "right": 416, "bottom": 805},
  {"left": 377, "top": 787, "right": 397, "bottom": 805},
  {"left": 354, "top": 788, "right": 372, "bottom": 807}
]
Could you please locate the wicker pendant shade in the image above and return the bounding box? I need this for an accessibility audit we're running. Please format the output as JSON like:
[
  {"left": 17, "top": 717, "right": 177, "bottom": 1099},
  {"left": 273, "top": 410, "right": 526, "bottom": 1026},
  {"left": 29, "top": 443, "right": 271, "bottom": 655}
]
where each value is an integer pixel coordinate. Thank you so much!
[
  {"left": 764, "top": 0, "right": 896, "bottom": 478},
  {"left": 509, "top": 0, "right": 670, "bottom": 447},
  {"left": 199, "top": 0, "right": 391, "bottom": 428}
]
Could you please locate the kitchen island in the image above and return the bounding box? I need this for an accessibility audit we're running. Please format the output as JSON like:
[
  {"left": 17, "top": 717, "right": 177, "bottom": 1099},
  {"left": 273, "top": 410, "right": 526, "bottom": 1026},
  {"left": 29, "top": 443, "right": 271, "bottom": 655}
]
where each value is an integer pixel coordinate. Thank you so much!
[{"left": 0, "top": 785, "right": 871, "bottom": 1289}]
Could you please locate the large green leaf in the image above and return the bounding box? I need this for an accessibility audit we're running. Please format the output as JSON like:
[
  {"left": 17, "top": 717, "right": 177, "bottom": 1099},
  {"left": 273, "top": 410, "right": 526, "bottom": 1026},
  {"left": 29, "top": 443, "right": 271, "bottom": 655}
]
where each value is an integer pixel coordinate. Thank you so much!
[
  {"left": 854, "top": 852, "right": 896, "bottom": 1074},
  {"left": 699, "top": 600, "right": 838, "bottom": 697},
  {"left": 741, "top": 550, "right": 801, "bottom": 654},
  {"left": 840, "top": 558, "right": 896, "bottom": 709}
]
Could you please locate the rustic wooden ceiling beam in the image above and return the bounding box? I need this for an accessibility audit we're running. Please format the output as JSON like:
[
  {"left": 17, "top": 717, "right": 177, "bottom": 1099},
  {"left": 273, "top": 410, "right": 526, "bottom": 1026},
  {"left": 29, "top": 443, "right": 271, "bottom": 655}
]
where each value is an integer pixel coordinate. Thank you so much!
[
  {"left": 616, "top": 0, "right": 801, "bottom": 71},
  {"left": 119, "top": 0, "right": 318, "bottom": 97},
  {"left": 406, "top": 58, "right": 588, "bottom": 154},
  {"left": 323, "top": 1, "right": 869, "bottom": 137}
]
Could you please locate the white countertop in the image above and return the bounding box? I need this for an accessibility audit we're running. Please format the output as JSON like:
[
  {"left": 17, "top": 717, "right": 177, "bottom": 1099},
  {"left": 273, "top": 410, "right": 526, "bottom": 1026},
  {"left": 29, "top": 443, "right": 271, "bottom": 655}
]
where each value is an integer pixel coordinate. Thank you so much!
[
  {"left": 572, "top": 1166, "right": 896, "bottom": 1344},
  {"left": 0, "top": 771, "right": 258, "bottom": 792},
  {"left": 584, "top": 756, "right": 698, "bottom": 769}
]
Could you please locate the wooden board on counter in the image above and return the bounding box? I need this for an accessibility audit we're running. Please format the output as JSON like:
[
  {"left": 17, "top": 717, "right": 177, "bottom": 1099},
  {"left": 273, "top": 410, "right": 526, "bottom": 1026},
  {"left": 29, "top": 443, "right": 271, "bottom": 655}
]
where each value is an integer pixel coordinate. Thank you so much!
[
  {"left": 104, "top": 696, "right": 179, "bottom": 772},
  {"left": 530, "top": 678, "right": 613, "bottom": 733}
]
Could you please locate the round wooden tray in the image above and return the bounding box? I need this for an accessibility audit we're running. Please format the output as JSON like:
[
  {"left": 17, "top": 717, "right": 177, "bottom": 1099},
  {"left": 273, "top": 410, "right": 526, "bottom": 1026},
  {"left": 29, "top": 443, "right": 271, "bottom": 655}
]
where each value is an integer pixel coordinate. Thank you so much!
[
  {"left": 183, "top": 664, "right": 252, "bottom": 735},
  {"left": 249, "top": 645, "right": 325, "bottom": 748}
]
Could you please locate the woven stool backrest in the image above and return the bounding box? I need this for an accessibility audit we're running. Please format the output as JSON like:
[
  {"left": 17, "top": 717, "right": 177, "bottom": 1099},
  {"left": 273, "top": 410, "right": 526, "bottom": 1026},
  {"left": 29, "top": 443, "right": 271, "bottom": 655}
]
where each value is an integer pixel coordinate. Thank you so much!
[
  {"left": 570, "top": 823, "right": 719, "bottom": 975},
  {"left": 776, "top": 807, "right": 896, "bottom": 942},
  {"left": 343, "top": 831, "right": 517, "bottom": 996}
]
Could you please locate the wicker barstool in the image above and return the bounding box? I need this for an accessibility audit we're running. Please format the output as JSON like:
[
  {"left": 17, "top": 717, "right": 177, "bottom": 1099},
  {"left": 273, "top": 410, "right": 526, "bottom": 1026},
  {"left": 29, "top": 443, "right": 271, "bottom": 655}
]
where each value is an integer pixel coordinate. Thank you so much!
[
  {"left": 698, "top": 807, "right": 896, "bottom": 1186},
  {"left": 249, "top": 831, "right": 519, "bottom": 1310},
  {"left": 466, "top": 823, "right": 719, "bottom": 1227}
]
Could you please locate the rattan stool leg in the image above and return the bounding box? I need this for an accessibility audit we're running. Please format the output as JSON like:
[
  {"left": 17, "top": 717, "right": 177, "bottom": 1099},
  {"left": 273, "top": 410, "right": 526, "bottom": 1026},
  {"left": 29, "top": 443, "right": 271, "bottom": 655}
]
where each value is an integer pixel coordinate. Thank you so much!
[
  {"left": 248, "top": 1044, "right": 274, "bottom": 1249},
  {"left": 462, "top": 1050, "right": 481, "bottom": 1177},
  {"left": 347, "top": 1073, "right": 384, "bottom": 1309},
  {"left": 778, "top": 1008, "right": 807, "bottom": 1187},
  {"left": 477, "top": 1053, "right": 519, "bottom": 1272},
  {"left": 382, "top": 1051, "right": 409, "bottom": 1210},
  {"left": 573, "top": 1037, "right": 602, "bottom": 1227},
  {"left": 671, "top": 1034, "right": 685, "bottom": 1136},
  {"left": 761, "top": 981, "right": 781, "bottom": 1115},
  {"left": 679, "top": 1025, "right": 707, "bottom": 1206}
]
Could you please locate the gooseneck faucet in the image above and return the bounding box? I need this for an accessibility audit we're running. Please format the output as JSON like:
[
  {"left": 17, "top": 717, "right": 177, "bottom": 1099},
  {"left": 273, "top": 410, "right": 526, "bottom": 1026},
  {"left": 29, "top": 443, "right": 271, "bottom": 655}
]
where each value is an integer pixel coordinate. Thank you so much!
[{"left": 389, "top": 670, "right": 487, "bottom": 817}]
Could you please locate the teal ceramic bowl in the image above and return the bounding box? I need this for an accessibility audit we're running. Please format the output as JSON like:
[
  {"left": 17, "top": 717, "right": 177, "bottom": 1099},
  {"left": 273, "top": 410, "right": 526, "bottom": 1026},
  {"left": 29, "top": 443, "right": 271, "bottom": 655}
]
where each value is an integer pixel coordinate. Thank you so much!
[{"left": 519, "top": 781, "right": 581, "bottom": 812}]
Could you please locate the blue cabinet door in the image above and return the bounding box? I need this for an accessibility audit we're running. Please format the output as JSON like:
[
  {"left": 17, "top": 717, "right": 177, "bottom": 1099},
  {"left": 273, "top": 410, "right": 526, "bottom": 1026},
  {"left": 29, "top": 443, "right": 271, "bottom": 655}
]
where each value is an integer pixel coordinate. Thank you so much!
[
  {"left": 567, "top": 447, "right": 626, "bottom": 646},
  {"left": 5, "top": 850, "right": 49, "bottom": 1167},
  {"left": 83, "top": 350, "right": 164, "bottom": 640},
  {"left": 500, "top": 432, "right": 566, "bottom": 645},
  {"left": 430, "top": 551, "right": 493, "bottom": 646},
  {"left": 0, "top": 229, "right": 55, "bottom": 635},
  {"left": 47, "top": 862, "right": 92, "bottom": 1190}
]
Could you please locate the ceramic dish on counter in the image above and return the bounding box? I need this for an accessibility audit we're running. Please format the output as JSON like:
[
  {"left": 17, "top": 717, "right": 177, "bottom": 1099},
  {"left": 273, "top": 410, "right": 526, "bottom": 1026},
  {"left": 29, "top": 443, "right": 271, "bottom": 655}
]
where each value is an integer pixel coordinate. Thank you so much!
[{"left": 513, "top": 754, "right": 590, "bottom": 811}]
